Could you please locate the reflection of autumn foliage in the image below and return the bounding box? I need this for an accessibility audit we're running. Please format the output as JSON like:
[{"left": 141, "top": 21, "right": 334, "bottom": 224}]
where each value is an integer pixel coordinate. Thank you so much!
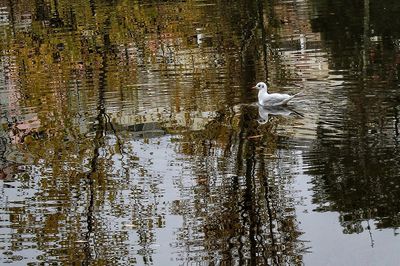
[
  {"left": 1, "top": 0, "right": 262, "bottom": 264},
  {"left": 2, "top": 0, "right": 257, "bottom": 140}
]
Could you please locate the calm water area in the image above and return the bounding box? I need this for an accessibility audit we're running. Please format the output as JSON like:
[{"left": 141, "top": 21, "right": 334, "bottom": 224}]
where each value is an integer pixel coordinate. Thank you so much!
[{"left": 0, "top": 0, "right": 400, "bottom": 265}]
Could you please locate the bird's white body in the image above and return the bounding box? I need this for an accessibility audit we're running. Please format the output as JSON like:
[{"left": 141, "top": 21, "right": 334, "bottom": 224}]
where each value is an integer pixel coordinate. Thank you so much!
[{"left": 253, "top": 82, "right": 300, "bottom": 106}]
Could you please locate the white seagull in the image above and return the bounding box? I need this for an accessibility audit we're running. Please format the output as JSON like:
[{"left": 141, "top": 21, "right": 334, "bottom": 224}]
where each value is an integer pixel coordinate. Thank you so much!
[{"left": 253, "top": 82, "right": 302, "bottom": 106}]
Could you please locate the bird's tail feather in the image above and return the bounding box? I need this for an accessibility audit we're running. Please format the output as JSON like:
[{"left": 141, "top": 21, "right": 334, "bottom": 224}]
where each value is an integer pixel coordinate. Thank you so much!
[
  {"left": 283, "top": 91, "right": 304, "bottom": 104},
  {"left": 292, "top": 91, "right": 304, "bottom": 97},
  {"left": 279, "top": 92, "right": 301, "bottom": 105}
]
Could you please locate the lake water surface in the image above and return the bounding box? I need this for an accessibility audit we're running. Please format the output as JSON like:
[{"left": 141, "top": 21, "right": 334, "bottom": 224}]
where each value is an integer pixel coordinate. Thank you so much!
[{"left": 0, "top": 0, "right": 400, "bottom": 265}]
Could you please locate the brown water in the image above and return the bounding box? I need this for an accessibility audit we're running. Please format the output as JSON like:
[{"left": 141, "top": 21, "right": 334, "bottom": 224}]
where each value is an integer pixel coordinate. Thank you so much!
[{"left": 0, "top": 0, "right": 400, "bottom": 265}]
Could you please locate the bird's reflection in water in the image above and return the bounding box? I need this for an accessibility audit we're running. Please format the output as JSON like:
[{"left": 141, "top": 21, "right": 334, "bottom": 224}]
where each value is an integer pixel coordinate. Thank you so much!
[{"left": 257, "top": 104, "right": 303, "bottom": 124}]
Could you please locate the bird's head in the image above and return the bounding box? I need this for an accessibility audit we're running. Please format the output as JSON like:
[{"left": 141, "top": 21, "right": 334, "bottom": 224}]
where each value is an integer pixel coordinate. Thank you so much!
[{"left": 253, "top": 82, "right": 268, "bottom": 91}]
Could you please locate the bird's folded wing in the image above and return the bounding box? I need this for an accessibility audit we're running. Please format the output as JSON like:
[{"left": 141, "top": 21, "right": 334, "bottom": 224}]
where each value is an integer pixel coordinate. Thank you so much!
[{"left": 261, "top": 94, "right": 290, "bottom": 106}]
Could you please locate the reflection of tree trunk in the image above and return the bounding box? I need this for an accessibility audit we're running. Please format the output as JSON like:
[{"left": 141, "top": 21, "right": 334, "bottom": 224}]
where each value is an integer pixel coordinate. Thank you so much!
[
  {"left": 257, "top": 0, "right": 269, "bottom": 80},
  {"left": 366, "top": 219, "right": 375, "bottom": 247},
  {"left": 89, "top": 0, "right": 96, "bottom": 17},
  {"left": 82, "top": 80, "right": 104, "bottom": 266},
  {"left": 7, "top": 0, "right": 16, "bottom": 36},
  {"left": 395, "top": 108, "right": 399, "bottom": 142},
  {"left": 259, "top": 147, "right": 278, "bottom": 265},
  {"left": 50, "top": 0, "right": 63, "bottom": 27},
  {"left": 82, "top": 18, "right": 111, "bottom": 265},
  {"left": 82, "top": 59, "right": 106, "bottom": 266},
  {"left": 362, "top": 0, "right": 370, "bottom": 74},
  {"left": 244, "top": 148, "right": 257, "bottom": 265},
  {"left": 53, "top": 0, "right": 59, "bottom": 15},
  {"left": 264, "top": 171, "right": 278, "bottom": 264},
  {"left": 360, "top": 0, "right": 372, "bottom": 231},
  {"left": 236, "top": 110, "right": 250, "bottom": 265},
  {"left": 237, "top": 106, "right": 277, "bottom": 264}
]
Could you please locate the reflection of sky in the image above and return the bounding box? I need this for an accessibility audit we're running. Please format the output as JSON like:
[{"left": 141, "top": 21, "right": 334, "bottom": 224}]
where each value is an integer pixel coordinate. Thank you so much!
[
  {"left": 294, "top": 153, "right": 400, "bottom": 265},
  {"left": 119, "top": 135, "right": 188, "bottom": 264},
  {"left": 0, "top": 166, "right": 45, "bottom": 264}
]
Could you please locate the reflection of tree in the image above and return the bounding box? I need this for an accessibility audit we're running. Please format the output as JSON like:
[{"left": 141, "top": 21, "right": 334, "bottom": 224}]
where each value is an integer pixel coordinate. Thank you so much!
[
  {"left": 171, "top": 4, "right": 308, "bottom": 261},
  {"left": 0, "top": 1, "right": 164, "bottom": 264},
  {"left": 174, "top": 105, "right": 304, "bottom": 264},
  {"left": 307, "top": 0, "right": 400, "bottom": 231},
  {"left": 82, "top": 14, "right": 109, "bottom": 265},
  {"left": 0, "top": 0, "right": 310, "bottom": 264}
]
